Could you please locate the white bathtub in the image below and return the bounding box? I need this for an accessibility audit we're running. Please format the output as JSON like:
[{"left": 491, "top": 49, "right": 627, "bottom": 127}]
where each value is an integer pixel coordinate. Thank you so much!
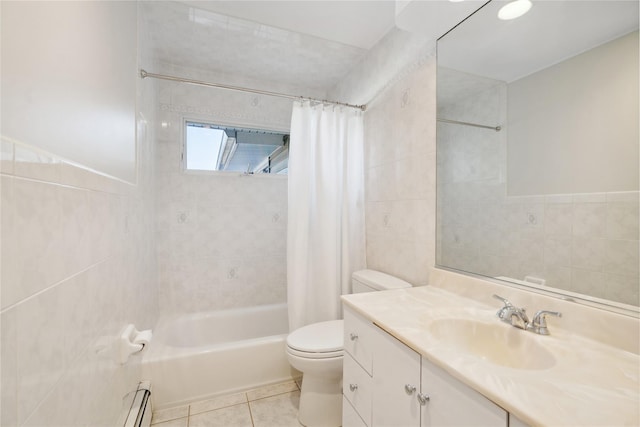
[{"left": 142, "top": 303, "right": 296, "bottom": 408}]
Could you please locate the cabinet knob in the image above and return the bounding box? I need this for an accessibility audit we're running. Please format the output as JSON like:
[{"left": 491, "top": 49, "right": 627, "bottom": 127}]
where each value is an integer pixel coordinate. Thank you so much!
[
  {"left": 417, "top": 392, "right": 430, "bottom": 406},
  {"left": 349, "top": 333, "right": 358, "bottom": 341},
  {"left": 404, "top": 384, "right": 416, "bottom": 394},
  {"left": 349, "top": 383, "right": 358, "bottom": 392}
]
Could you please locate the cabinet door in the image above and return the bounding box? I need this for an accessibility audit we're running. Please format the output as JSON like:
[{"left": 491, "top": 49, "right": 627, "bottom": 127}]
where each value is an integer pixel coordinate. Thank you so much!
[
  {"left": 421, "top": 358, "right": 507, "bottom": 427},
  {"left": 343, "top": 396, "right": 368, "bottom": 427},
  {"left": 372, "top": 327, "right": 421, "bottom": 427},
  {"left": 509, "top": 414, "right": 530, "bottom": 427}
]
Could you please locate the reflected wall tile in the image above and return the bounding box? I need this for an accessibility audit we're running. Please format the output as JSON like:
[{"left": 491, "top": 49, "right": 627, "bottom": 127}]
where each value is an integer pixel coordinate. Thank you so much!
[
  {"left": 544, "top": 203, "right": 573, "bottom": 237},
  {"left": 571, "top": 237, "right": 606, "bottom": 271},
  {"left": 604, "top": 240, "right": 639, "bottom": 277},
  {"left": 572, "top": 202, "right": 607, "bottom": 237},
  {"left": 606, "top": 201, "right": 639, "bottom": 240},
  {"left": 543, "top": 265, "right": 572, "bottom": 290},
  {"left": 543, "top": 236, "right": 572, "bottom": 268},
  {"left": 571, "top": 268, "right": 608, "bottom": 300},
  {"left": 605, "top": 273, "right": 639, "bottom": 306}
]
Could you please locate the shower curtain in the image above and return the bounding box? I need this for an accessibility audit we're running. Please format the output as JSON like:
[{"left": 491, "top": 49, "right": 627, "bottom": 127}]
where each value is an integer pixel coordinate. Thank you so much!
[{"left": 287, "top": 101, "right": 366, "bottom": 331}]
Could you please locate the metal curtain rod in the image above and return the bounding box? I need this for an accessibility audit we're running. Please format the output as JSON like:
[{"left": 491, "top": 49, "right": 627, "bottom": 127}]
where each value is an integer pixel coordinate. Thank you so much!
[
  {"left": 437, "top": 118, "right": 502, "bottom": 132},
  {"left": 139, "top": 69, "right": 367, "bottom": 111}
]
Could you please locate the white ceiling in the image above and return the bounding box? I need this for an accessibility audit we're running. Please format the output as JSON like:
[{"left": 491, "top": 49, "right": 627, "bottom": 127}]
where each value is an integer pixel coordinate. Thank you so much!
[
  {"left": 141, "top": 1, "right": 638, "bottom": 94},
  {"left": 439, "top": 0, "right": 640, "bottom": 83},
  {"left": 179, "top": 0, "right": 397, "bottom": 50}
]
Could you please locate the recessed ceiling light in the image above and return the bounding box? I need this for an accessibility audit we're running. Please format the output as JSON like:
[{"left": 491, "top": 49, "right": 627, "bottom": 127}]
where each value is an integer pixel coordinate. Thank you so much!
[{"left": 498, "top": 0, "right": 532, "bottom": 20}]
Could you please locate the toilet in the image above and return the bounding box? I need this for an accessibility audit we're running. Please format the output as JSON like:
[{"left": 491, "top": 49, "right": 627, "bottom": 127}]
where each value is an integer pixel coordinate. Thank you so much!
[{"left": 286, "top": 269, "right": 412, "bottom": 426}]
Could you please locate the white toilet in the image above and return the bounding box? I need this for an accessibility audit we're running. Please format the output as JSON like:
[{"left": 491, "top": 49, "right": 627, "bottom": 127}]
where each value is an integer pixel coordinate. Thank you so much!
[{"left": 286, "top": 269, "right": 412, "bottom": 426}]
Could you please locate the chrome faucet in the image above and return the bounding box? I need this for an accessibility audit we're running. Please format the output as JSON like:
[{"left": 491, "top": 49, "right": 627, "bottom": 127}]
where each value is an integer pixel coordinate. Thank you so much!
[
  {"left": 493, "top": 295, "right": 562, "bottom": 335},
  {"left": 493, "top": 294, "right": 529, "bottom": 329},
  {"left": 527, "top": 310, "right": 562, "bottom": 335}
]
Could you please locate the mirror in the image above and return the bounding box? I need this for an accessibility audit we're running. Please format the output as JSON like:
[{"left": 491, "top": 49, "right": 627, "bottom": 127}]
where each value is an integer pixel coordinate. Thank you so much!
[{"left": 436, "top": 0, "right": 639, "bottom": 313}]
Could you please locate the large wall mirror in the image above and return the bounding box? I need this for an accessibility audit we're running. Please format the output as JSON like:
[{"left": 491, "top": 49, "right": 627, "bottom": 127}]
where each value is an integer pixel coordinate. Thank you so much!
[{"left": 436, "top": 0, "right": 639, "bottom": 314}]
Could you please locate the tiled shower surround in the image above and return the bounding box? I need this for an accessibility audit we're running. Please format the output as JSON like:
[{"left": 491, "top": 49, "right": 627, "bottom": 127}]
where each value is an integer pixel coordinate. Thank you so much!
[
  {"left": 437, "top": 69, "right": 639, "bottom": 306},
  {"left": 153, "top": 64, "right": 294, "bottom": 315}
]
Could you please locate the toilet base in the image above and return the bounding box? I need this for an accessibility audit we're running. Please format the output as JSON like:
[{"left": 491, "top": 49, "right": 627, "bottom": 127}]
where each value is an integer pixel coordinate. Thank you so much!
[{"left": 298, "top": 374, "right": 343, "bottom": 427}]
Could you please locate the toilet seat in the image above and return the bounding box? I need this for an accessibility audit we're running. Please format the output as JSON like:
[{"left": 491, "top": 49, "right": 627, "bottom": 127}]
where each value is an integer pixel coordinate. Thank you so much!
[
  {"left": 286, "top": 347, "right": 343, "bottom": 359},
  {"left": 286, "top": 320, "right": 344, "bottom": 359}
]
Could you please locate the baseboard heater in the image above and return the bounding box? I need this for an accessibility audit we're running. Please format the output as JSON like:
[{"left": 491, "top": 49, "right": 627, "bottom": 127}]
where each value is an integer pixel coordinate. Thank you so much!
[{"left": 120, "top": 381, "right": 152, "bottom": 427}]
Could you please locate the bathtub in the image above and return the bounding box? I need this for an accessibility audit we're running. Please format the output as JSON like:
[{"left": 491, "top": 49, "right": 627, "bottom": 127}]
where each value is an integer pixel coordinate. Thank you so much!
[{"left": 142, "top": 303, "right": 297, "bottom": 408}]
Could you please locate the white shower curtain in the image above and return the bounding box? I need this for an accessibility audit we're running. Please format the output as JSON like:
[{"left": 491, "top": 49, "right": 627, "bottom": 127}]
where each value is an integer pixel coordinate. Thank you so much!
[{"left": 287, "top": 101, "right": 366, "bottom": 331}]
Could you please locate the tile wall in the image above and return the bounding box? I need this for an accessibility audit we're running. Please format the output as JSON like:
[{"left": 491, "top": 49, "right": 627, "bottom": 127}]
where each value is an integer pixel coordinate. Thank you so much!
[
  {"left": 362, "top": 58, "right": 437, "bottom": 286},
  {"left": 0, "top": 105, "right": 157, "bottom": 426},
  {"left": 330, "top": 28, "right": 438, "bottom": 286},
  {"left": 152, "top": 63, "right": 291, "bottom": 315},
  {"left": 437, "top": 69, "right": 639, "bottom": 306}
]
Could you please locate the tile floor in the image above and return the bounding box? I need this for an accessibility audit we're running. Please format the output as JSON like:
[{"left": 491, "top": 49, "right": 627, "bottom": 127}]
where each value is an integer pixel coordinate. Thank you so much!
[{"left": 151, "top": 380, "right": 303, "bottom": 427}]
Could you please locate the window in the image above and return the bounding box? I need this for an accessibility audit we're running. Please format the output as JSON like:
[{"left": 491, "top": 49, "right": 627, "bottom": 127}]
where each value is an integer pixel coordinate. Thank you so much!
[{"left": 184, "top": 121, "right": 289, "bottom": 174}]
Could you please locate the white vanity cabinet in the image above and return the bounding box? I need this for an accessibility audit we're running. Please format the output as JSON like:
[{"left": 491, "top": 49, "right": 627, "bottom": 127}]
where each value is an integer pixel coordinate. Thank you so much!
[
  {"left": 343, "top": 306, "right": 508, "bottom": 427},
  {"left": 371, "top": 326, "right": 421, "bottom": 426}
]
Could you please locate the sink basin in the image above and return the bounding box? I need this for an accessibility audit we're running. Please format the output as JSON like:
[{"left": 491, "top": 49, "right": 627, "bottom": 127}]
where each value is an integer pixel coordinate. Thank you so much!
[{"left": 427, "top": 318, "right": 556, "bottom": 370}]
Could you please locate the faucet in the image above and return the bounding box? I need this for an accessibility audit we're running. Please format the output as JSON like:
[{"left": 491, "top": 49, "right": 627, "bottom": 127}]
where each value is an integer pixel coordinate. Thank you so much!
[
  {"left": 493, "top": 295, "right": 562, "bottom": 335},
  {"left": 527, "top": 310, "right": 562, "bottom": 335},
  {"left": 493, "top": 294, "right": 529, "bottom": 329}
]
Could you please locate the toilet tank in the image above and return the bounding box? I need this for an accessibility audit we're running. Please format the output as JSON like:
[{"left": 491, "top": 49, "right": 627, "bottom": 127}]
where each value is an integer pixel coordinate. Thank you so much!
[{"left": 351, "top": 269, "right": 412, "bottom": 293}]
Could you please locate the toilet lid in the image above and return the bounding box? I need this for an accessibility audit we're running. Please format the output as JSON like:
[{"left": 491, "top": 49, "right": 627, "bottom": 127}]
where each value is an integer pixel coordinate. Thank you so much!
[{"left": 287, "top": 320, "right": 344, "bottom": 353}]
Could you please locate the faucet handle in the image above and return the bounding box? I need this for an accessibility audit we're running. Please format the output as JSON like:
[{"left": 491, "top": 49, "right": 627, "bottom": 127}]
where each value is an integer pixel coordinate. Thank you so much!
[
  {"left": 528, "top": 310, "right": 562, "bottom": 335},
  {"left": 493, "top": 294, "right": 513, "bottom": 307},
  {"left": 493, "top": 294, "right": 515, "bottom": 322}
]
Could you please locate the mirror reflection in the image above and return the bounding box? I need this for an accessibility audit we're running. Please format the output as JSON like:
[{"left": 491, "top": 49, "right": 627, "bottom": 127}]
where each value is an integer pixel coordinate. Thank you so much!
[{"left": 436, "top": 0, "right": 639, "bottom": 308}]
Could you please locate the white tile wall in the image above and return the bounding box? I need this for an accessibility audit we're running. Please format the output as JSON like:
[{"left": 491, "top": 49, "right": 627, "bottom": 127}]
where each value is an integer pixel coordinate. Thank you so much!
[
  {"left": 327, "top": 28, "right": 437, "bottom": 287},
  {"left": 437, "top": 69, "right": 639, "bottom": 306},
  {"left": 0, "top": 73, "right": 158, "bottom": 427},
  {"left": 152, "top": 66, "right": 290, "bottom": 315},
  {"left": 361, "top": 54, "right": 437, "bottom": 286}
]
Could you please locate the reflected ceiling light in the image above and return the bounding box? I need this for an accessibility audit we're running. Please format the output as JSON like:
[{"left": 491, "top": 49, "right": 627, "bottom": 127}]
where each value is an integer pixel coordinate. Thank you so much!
[
  {"left": 449, "top": 0, "right": 465, "bottom": 2},
  {"left": 498, "top": 0, "right": 532, "bottom": 20}
]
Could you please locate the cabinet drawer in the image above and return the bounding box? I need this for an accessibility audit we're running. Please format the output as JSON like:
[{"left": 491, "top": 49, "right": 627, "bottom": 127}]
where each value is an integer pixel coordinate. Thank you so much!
[
  {"left": 344, "top": 307, "right": 374, "bottom": 374},
  {"left": 342, "top": 395, "right": 368, "bottom": 427},
  {"left": 343, "top": 353, "right": 373, "bottom": 426}
]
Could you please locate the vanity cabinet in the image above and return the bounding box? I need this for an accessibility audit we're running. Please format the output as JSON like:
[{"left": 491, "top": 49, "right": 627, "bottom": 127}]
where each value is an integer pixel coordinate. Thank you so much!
[{"left": 343, "top": 306, "right": 508, "bottom": 427}]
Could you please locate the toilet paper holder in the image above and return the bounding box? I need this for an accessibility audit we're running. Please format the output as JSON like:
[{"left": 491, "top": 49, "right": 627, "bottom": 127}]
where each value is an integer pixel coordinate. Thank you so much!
[{"left": 118, "top": 324, "right": 153, "bottom": 364}]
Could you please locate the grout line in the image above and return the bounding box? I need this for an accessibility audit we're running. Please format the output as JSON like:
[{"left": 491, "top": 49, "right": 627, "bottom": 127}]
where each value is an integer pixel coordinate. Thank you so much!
[
  {"left": 248, "top": 389, "right": 300, "bottom": 403},
  {"left": 246, "top": 392, "right": 256, "bottom": 427}
]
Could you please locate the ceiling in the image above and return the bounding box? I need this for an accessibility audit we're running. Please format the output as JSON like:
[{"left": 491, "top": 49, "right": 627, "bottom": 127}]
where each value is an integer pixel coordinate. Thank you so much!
[
  {"left": 141, "top": 1, "right": 639, "bottom": 93},
  {"left": 438, "top": 0, "right": 640, "bottom": 83},
  {"left": 179, "top": 0, "right": 397, "bottom": 50}
]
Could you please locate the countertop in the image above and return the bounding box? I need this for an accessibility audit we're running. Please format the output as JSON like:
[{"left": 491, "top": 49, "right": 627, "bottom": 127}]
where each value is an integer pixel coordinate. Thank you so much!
[{"left": 341, "top": 285, "right": 640, "bottom": 427}]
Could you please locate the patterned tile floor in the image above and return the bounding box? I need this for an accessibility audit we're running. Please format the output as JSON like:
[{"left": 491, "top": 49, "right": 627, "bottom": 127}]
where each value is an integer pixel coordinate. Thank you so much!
[{"left": 151, "top": 380, "right": 303, "bottom": 427}]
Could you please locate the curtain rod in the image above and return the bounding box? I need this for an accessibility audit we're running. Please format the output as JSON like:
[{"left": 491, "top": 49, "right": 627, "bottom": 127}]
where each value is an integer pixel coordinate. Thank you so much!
[
  {"left": 139, "top": 69, "right": 367, "bottom": 111},
  {"left": 437, "top": 118, "right": 502, "bottom": 132}
]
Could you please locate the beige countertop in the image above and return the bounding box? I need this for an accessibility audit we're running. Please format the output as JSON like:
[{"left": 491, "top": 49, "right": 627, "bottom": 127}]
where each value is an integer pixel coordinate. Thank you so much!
[{"left": 342, "top": 285, "right": 640, "bottom": 427}]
